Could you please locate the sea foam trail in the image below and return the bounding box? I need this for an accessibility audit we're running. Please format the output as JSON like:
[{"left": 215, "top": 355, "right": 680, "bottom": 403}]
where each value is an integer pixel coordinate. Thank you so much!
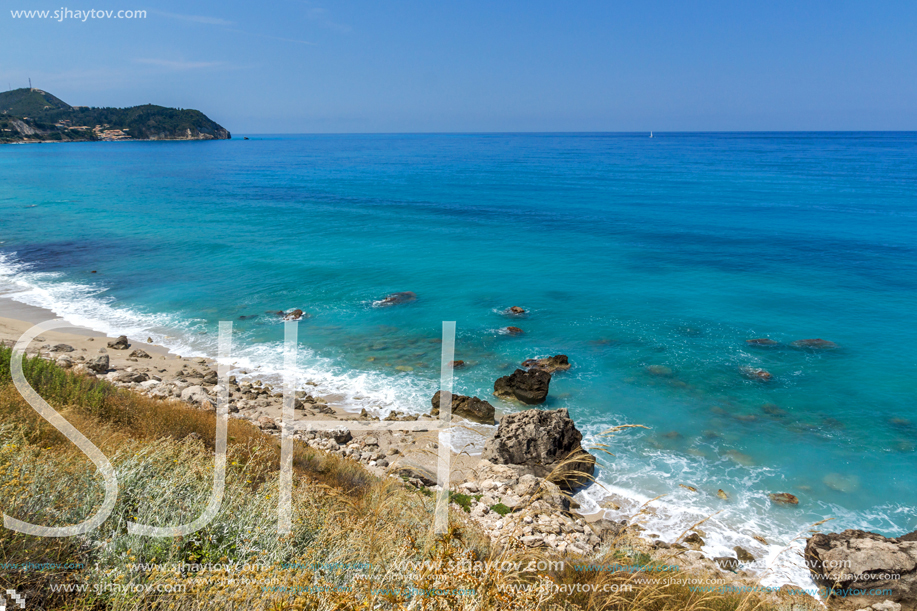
[{"left": 0, "top": 251, "right": 435, "bottom": 420}]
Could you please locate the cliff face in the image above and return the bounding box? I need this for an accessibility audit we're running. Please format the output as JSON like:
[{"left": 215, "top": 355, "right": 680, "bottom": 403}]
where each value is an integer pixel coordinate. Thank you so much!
[{"left": 0, "top": 89, "right": 230, "bottom": 143}]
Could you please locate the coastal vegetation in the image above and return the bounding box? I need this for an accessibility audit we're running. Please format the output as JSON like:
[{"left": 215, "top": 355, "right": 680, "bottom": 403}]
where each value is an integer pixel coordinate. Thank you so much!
[{"left": 0, "top": 88, "right": 230, "bottom": 143}]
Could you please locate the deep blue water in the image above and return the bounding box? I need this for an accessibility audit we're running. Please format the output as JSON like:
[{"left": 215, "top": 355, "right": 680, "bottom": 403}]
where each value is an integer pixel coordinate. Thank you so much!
[{"left": 2, "top": 132, "right": 916, "bottom": 583}]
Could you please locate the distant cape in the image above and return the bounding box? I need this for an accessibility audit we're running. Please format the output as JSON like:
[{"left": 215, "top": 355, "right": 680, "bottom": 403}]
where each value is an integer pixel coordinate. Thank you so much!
[{"left": 0, "top": 88, "right": 230, "bottom": 143}]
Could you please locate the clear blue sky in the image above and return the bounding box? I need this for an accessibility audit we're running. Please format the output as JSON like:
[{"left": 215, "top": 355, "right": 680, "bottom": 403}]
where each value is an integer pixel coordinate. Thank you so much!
[{"left": 3, "top": 1, "right": 916, "bottom": 133}]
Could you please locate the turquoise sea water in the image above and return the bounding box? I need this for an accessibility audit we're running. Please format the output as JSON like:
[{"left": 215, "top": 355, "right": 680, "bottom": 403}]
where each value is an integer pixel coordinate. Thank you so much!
[{"left": 2, "top": 133, "right": 916, "bottom": 584}]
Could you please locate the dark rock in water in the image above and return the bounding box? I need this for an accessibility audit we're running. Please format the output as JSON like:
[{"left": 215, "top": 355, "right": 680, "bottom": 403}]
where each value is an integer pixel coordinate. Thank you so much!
[
  {"left": 481, "top": 407, "right": 595, "bottom": 490},
  {"left": 790, "top": 338, "right": 838, "bottom": 349},
  {"left": 508, "top": 306, "right": 526, "bottom": 314},
  {"left": 494, "top": 368, "right": 551, "bottom": 404},
  {"left": 521, "top": 354, "right": 570, "bottom": 373},
  {"left": 734, "top": 546, "right": 755, "bottom": 562},
  {"left": 504, "top": 326, "right": 524, "bottom": 335},
  {"left": 769, "top": 492, "right": 799, "bottom": 505},
  {"left": 129, "top": 349, "right": 151, "bottom": 359},
  {"left": 107, "top": 335, "right": 129, "bottom": 350},
  {"left": 88, "top": 354, "right": 109, "bottom": 373},
  {"left": 375, "top": 291, "right": 417, "bottom": 307},
  {"left": 430, "top": 391, "right": 496, "bottom": 424},
  {"left": 740, "top": 366, "right": 773, "bottom": 381},
  {"left": 238, "top": 314, "right": 257, "bottom": 320},
  {"left": 646, "top": 365, "right": 673, "bottom": 377},
  {"left": 746, "top": 338, "right": 778, "bottom": 346},
  {"left": 683, "top": 533, "right": 704, "bottom": 545},
  {"left": 805, "top": 529, "right": 917, "bottom": 610},
  {"left": 266, "top": 310, "right": 285, "bottom": 316},
  {"left": 762, "top": 403, "right": 787, "bottom": 417},
  {"left": 283, "top": 309, "right": 305, "bottom": 321},
  {"left": 51, "top": 343, "right": 75, "bottom": 352},
  {"left": 449, "top": 360, "right": 465, "bottom": 369}
]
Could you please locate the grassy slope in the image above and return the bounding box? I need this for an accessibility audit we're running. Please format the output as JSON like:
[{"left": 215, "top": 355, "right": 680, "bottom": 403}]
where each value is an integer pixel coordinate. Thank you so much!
[
  {"left": 0, "top": 89, "right": 72, "bottom": 116},
  {"left": 0, "top": 347, "right": 802, "bottom": 610}
]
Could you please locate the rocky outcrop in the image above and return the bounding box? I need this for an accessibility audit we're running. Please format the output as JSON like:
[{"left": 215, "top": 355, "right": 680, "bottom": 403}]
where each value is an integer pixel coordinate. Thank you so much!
[
  {"left": 805, "top": 529, "right": 917, "bottom": 610},
  {"left": 522, "top": 354, "right": 570, "bottom": 373},
  {"left": 746, "top": 338, "right": 778, "bottom": 346},
  {"left": 107, "top": 335, "right": 129, "bottom": 350},
  {"left": 430, "top": 391, "right": 496, "bottom": 424},
  {"left": 374, "top": 291, "right": 417, "bottom": 307},
  {"left": 508, "top": 306, "right": 526, "bottom": 314},
  {"left": 283, "top": 309, "right": 306, "bottom": 321},
  {"left": 504, "top": 326, "right": 524, "bottom": 335},
  {"left": 494, "top": 368, "right": 551, "bottom": 404},
  {"left": 481, "top": 408, "right": 595, "bottom": 490}
]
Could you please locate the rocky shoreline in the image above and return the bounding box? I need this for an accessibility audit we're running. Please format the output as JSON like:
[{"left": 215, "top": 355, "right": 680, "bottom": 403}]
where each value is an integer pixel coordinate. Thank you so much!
[{"left": 2, "top": 314, "right": 910, "bottom": 610}]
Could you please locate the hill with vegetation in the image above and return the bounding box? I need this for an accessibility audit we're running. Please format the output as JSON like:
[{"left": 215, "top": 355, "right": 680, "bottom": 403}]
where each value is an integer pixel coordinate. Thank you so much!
[{"left": 0, "top": 88, "right": 230, "bottom": 143}]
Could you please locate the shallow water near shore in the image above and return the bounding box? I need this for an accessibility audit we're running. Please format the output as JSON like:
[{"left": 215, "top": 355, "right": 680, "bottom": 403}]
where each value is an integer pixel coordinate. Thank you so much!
[{"left": 2, "top": 132, "right": 916, "bottom": 587}]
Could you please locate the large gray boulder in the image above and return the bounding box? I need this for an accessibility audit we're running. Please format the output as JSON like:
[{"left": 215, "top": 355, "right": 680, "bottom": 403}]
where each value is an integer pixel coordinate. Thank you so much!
[
  {"left": 481, "top": 408, "right": 595, "bottom": 490},
  {"left": 107, "top": 335, "right": 129, "bottom": 350},
  {"left": 87, "top": 354, "right": 110, "bottom": 373},
  {"left": 493, "top": 368, "right": 551, "bottom": 404},
  {"left": 805, "top": 529, "right": 917, "bottom": 610},
  {"left": 430, "top": 391, "right": 496, "bottom": 424}
]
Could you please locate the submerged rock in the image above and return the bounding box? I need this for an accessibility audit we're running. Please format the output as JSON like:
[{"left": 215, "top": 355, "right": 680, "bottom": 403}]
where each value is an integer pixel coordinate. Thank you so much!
[
  {"left": 430, "top": 391, "right": 496, "bottom": 424},
  {"left": 107, "top": 335, "right": 129, "bottom": 350},
  {"left": 823, "top": 472, "right": 861, "bottom": 493},
  {"left": 481, "top": 407, "right": 595, "bottom": 490},
  {"left": 493, "top": 368, "right": 551, "bottom": 404},
  {"left": 645, "top": 365, "right": 674, "bottom": 377},
  {"left": 740, "top": 366, "right": 773, "bottom": 381},
  {"left": 762, "top": 403, "right": 788, "bottom": 417},
  {"left": 504, "top": 326, "right": 524, "bottom": 335},
  {"left": 790, "top": 338, "right": 838, "bottom": 349},
  {"left": 805, "top": 530, "right": 917, "bottom": 610},
  {"left": 449, "top": 360, "right": 466, "bottom": 369},
  {"left": 375, "top": 291, "right": 417, "bottom": 307},
  {"left": 746, "top": 338, "right": 779, "bottom": 346},
  {"left": 521, "top": 354, "right": 570, "bottom": 373}
]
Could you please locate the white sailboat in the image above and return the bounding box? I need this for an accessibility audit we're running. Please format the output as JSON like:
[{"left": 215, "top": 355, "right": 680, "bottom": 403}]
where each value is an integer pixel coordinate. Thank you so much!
[{"left": 650, "top": 131, "right": 654, "bottom": 138}]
